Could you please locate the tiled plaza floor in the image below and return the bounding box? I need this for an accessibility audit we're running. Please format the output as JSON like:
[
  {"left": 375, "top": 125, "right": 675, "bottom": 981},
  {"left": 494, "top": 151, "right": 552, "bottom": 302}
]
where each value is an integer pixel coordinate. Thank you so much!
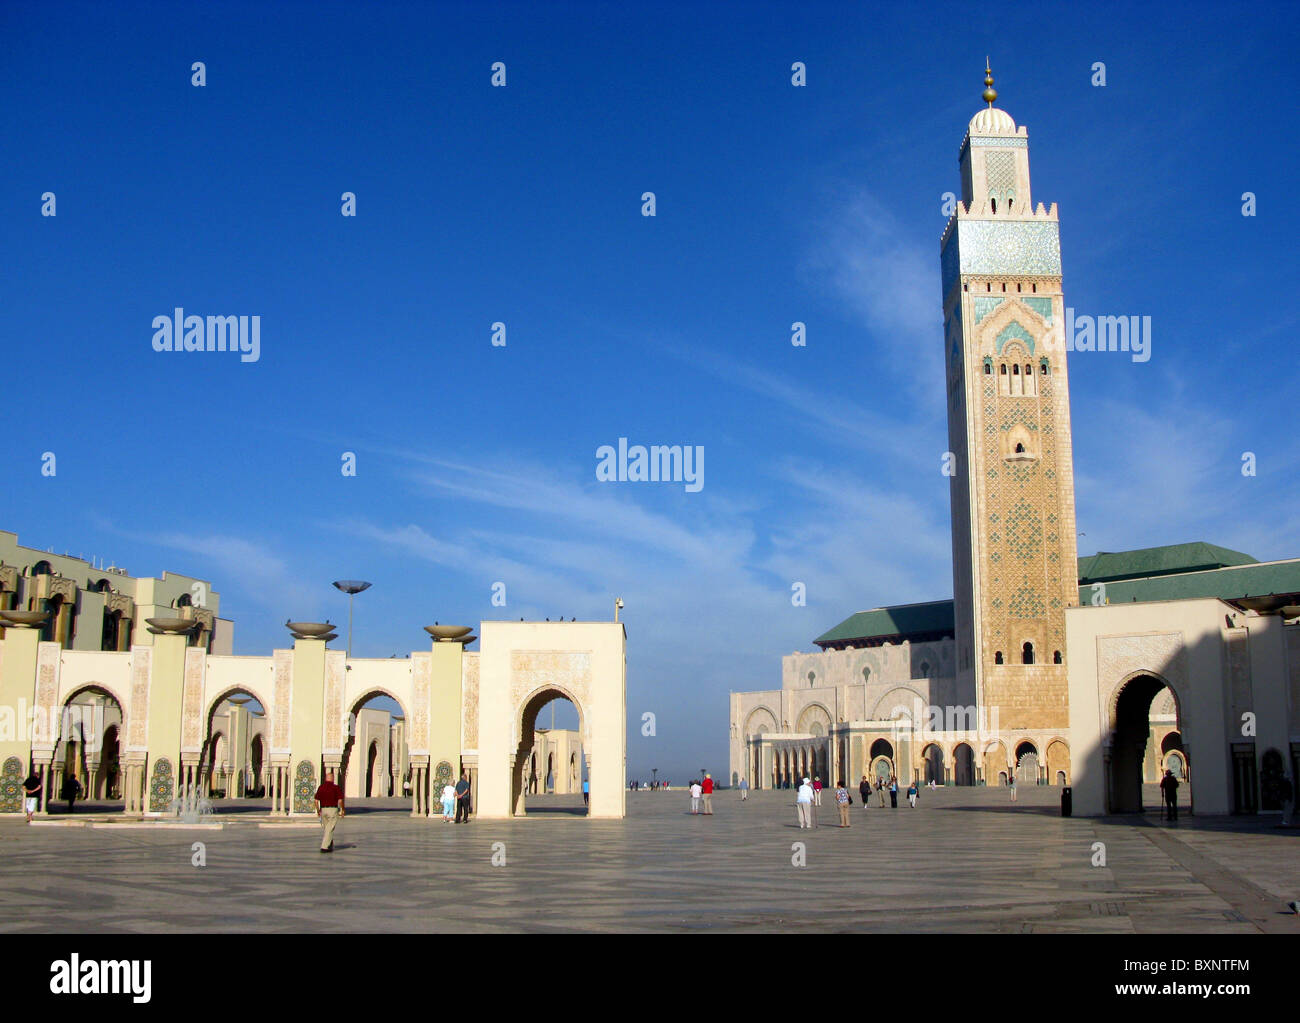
[{"left": 1, "top": 786, "right": 1296, "bottom": 932}]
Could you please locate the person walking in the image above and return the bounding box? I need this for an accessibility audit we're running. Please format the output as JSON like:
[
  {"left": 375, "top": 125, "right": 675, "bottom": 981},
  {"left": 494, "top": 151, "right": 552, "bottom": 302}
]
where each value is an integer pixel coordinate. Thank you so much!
[
  {"left": 859, "top": 775, "right": 871, "bottom": 811},
  {"left": 313, "top": 769, "right": 344, "bottom": 853},
  {"left": 582, "top": 777, "right": 590, "bottom": 807},
  {"left": 22, "top": 769, "right": 42, "bottom": 823},
  {"left": 701, "top": 772, "right": 714, "bottom": 815},
  {"left": 835, "top": 780, "right": 851, "bottom": 827},
  {"left": 739, "top": 777, "right": 749, "bottom": 801},
  {"left": 888, "top": 775, "right": 898, "bottom": 808},
  {"left": 60, "top": 773, "right": 82, "bottom": 814},
  {"left": 689, "top": 780, "right": 702, "bottom": 814},
  {"left": 1160, "top": 769, "right": 1179, "bottom": 821},
  {"left": 454, "top": 770, "right": 472, "bottom": 823},
  {"left": 907, "top": 780, "right": 918, "bottom": 808},
  {"left": 796, "top": 777, "right": 815, "bottom": 829},
  {"left": 1009, "top": 771, "right": 1018, "bottom": 803}
]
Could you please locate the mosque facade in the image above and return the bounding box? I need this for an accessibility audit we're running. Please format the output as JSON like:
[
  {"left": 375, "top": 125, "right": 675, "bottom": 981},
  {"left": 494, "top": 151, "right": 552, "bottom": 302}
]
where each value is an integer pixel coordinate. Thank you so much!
[{"left": 729, "top": 70, "right": 1300, "bottom": 816}]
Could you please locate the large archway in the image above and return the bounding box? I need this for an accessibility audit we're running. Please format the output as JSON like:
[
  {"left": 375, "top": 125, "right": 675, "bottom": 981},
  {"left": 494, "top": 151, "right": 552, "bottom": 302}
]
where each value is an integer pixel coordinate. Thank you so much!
[
  {"left": 340, "top": 690, "right": 408, "bottom": 800},
  {"left": 1108, "top": 674, "right": 1189, "bottom": 814},
  {"left": 869, "top": 738, "right": 895, "bottom": 783},
  {"left": 953, "top": 742, "right": 975, "bottom": 786},
  {"left": 512, "top": 689, "right": 586, "bottom": 816},
  {"left": 476, "top": 621, "right": 625, "bottom": 819},
  {"left": 54, "top": 685, "right": 125, "bottom": 805},
  {"left": 201, "top": 688, "right": 268, "bottom": 799},
  {"left": 922, "top": 743, "right": 944, "bottom": 784},
  {"left": 1014, "top": 741, "right": 1040, "bottom": 786}
]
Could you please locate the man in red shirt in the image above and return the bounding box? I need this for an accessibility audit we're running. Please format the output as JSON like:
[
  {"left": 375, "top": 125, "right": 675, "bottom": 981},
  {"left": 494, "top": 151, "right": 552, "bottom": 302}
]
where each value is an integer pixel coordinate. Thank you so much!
[
  {"left": 701, "top": 772, "right": 714, "bottom": 815},
  {"left": 313, "top": 769, "right": 345, "bottom": 853}
]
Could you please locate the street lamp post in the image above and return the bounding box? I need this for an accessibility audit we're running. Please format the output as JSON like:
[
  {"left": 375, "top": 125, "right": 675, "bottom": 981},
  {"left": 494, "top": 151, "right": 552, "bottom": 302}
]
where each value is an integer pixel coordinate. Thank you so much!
[{"left": 332, "top": 580, "right": 372, "bottom": 658}]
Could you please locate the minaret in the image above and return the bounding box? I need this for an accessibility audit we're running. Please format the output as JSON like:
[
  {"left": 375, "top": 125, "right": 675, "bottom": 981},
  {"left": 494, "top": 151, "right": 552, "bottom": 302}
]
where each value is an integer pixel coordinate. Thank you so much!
[{"left": 941, "top": 63, "right": 1079, "bottom": 736}]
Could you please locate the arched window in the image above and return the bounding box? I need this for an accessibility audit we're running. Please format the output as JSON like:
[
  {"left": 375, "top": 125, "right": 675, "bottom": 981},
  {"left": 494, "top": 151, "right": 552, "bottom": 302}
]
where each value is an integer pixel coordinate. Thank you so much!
[
  {"left": 1014, "top": 442, "right": 1026, "bottom": 454},
  {"left": 1040, "top": 359, "right": 1050, "bottom": 375},
  {"left": 919, "top": 661, "right": 930, "bottom": 677},
  {"left": 990, "top": 198, "right": 997, "bottom": 213},
  {"left": 31, "top": 561, "right": 52, "bottom": 576},
  {"left": 984, "top": 363, "right": 992, "bottom": 375},
  {"left": 175, "top": 593, "right": 193, "bottom": 608},
  {"left": 994, "top": 651, "right": 1004, "bottom": 665},
  {"left": 861, "top": 666, "right": 871, "bottom": 683},
  {"left": 1022, "top": 642, "right": 1035, "bottom": 665},
  {"left": 1012, "top": 364, "right": 1020, "bottom": 375},
  {"left": 1053, "top": 650, "right": 1062, "bottom": 664},
  {"left": 1024, "top": 364, "right": 1032, "bottom": 377},
  {"left": 94, "top": 579, "right": 112, "bottom": 593},
  {"left": 1000, "top": 364, "right": 1007, "bottom": 375}
]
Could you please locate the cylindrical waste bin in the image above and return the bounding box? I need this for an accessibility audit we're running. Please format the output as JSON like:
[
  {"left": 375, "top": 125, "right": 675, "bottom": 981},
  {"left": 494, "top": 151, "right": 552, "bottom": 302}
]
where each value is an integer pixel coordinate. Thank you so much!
[{"left": 1061, "top": 786, "right": 1072, "bottom": 817}]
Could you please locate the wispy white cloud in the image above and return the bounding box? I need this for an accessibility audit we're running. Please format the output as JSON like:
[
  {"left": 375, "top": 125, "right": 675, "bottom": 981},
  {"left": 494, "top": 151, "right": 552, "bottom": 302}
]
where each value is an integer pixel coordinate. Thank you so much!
[{"left": 800, "top": 191, "right": 944, "bottom": 409}]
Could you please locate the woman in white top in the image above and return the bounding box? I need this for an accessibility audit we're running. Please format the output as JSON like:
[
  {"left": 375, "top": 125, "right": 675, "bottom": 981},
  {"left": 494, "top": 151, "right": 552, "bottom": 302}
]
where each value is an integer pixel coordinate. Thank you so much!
[
  {"left": 440, "top": 783, "right": 457, "bottom": 822},
  {"left": 689, "top": 781, "right": 702, "bottom": 814}
]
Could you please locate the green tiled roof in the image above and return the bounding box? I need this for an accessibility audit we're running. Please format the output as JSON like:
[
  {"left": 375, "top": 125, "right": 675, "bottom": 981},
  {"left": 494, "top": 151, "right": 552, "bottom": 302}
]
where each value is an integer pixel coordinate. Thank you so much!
[
  {"left": 814, "top": 544, "right": 1296, "bottom": 647},
  {"left": 1076, "top": 542, "right": 1256, "bottom": 584},
  {"left": 814, "top": 600, "right": 955, "bottom": 647},
  {"left": 1078, "top": 559, "right": 1300, "bottom": 607}
]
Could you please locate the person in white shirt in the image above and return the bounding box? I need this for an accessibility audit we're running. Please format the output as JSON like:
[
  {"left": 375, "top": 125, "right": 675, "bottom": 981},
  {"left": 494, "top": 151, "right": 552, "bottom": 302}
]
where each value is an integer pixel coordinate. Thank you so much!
[
  {"left": 796, "top": 778, "right": 815, "bottom": 829},
  {"left": 690, "top": 780, "right": 702, "bottom": 814},
  {"left": 440, "top": 782, "right": 456, "bottom": 823}
]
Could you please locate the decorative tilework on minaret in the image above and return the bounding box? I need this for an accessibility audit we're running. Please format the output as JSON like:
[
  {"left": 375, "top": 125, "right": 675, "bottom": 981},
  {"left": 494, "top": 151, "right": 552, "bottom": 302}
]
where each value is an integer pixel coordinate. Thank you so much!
[{"left": 941, "top": 65, "right": 1079, "bottom": 732}]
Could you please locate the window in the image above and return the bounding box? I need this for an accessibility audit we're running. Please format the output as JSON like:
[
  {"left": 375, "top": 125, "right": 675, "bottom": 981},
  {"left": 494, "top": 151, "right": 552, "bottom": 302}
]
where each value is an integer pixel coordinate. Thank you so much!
[
  {"left": 1022, "top": 642, "right": 1035, "bottom": 665},
  {"left": 1000, "top": 364, "right": 1007, "bottom": 375},
  {"left": 990, "top": 198, "right": 997, "bottom": 213},
  {"left": 1053, "top": 650, "right": 1062, "bottom": 664},
  {"left": 994, "top": 651, "right": 1004, "bottom": 664},
  {"left": 1014, "top": 442, "right": 1025, "bottom": 453},
  {"left": 920, "top": 661, "right": 930, "bottom": 677},
  {"left": 1013, "top": 364, "right": 1020, "bottom": 375},
  {"left": 984, "top": 363, "right": 991, "bottom": 375}
]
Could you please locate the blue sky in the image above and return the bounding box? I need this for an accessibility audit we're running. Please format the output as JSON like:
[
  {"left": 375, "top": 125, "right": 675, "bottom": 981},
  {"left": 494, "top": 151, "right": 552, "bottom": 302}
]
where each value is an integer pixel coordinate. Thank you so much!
[{"left": 3, "top": 1, "right": 1297, "bottom": 782}]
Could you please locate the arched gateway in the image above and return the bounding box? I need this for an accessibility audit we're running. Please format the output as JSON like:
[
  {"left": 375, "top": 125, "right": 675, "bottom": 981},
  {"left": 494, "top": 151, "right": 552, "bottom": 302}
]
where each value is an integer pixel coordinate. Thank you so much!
[{"left": 477, "top": 622, "right": 626, "bottom": 819}]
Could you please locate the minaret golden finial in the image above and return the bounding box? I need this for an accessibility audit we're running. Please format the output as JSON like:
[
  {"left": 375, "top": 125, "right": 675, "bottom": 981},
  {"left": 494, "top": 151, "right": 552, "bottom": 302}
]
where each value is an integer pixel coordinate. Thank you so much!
[{"left": 983, "top": 57, "right": 997, "bottom": 107}]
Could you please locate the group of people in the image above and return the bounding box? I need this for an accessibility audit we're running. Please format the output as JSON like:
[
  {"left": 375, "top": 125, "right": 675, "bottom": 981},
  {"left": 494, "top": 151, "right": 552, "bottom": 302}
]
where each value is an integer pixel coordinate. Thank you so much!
[
  {"left": 688, "top": 773, "right": 714, "bottom": 814},
  {"left": 790, "top": 774, "right": 928, "bottom": 828},
  {"left": 629, "top": 779, "right": 670, "bottom": 791}
]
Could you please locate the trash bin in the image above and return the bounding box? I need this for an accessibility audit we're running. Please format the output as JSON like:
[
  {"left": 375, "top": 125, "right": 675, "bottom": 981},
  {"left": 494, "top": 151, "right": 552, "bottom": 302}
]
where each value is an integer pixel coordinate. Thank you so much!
[{"left": 1061, "top": 786, "right": 1072, "bottom": 817}]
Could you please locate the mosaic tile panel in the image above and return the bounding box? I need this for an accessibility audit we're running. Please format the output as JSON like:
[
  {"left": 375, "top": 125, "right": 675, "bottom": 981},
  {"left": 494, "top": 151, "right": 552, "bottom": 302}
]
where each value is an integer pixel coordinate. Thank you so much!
[
  {"left": 956, "top": 220, "right": 1061, "bottom": 278},
  {"left": 293, "top": 760, "right": 316, "bottom": 814},
  {"left": 995, "top": 320, "right": 1036, "bottom": 355},
  {"left": 974, "top": 297, "right": 1004, "bottom": 323},
  {"left": 0, "top": 757, "right": 23, "bottom": 813},
  {"left": 1023, "top": 296, "right": 1053, "bottom": 322},
  {"left": 149, "top": 757, "right": 174, "bottom": 813}
]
